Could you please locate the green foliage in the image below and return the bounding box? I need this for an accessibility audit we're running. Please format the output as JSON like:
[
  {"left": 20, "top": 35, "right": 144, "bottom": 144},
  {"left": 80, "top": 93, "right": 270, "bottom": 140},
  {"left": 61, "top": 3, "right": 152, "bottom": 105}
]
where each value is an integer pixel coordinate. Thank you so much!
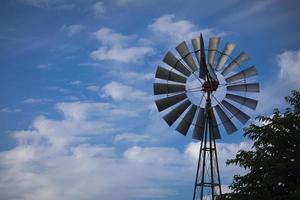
[{"left": 221, "top": 90, "right": 300, "bottom": 200}]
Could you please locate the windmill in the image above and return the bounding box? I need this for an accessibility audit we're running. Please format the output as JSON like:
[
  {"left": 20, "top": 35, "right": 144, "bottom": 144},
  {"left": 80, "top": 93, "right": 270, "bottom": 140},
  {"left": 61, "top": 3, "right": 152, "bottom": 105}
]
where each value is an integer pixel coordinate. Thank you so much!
[{"left": 153, "top": 34, "right": 259, "bottom": 200}]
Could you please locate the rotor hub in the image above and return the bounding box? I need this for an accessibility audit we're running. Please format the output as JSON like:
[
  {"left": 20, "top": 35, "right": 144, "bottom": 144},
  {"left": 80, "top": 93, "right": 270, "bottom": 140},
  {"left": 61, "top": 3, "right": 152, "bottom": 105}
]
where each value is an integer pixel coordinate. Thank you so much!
[{"left": 202, "top": 80, "right": 219, "bottom": 92}]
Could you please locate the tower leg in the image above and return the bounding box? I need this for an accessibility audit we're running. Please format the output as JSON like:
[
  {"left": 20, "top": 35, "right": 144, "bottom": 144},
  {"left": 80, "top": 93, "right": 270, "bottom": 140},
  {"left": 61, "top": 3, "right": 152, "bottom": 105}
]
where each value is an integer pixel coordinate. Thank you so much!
[{"left": 192, "top": 111, "right": 222, "bottom": 200}]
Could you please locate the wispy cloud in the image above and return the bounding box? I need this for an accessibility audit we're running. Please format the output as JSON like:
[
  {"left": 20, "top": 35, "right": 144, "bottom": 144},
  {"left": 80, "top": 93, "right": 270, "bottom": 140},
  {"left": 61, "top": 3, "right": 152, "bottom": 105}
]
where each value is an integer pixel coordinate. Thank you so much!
[
  {"left": 23, "top": 98, "right": 51, "bottom": 104},
  {"left": 61, "top": 24, "right": 86, "bottom": 37},
  {"left": 0, "top": 107, "right": 22, "bottom": 113},
  {"left": 93, "top": 1, "right": 105, "bottom": 17}
]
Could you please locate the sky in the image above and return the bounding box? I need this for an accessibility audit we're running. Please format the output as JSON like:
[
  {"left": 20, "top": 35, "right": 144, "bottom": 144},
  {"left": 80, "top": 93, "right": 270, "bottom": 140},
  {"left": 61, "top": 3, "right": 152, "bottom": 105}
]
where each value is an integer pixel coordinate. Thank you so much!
[{"left": 0, "top": 0, "right": 300, "bottom": 199}]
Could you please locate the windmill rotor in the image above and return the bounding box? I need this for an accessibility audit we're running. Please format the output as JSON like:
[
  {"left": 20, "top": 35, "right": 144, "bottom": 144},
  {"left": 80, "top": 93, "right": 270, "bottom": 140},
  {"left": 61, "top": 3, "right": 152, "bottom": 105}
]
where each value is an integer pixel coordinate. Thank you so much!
[{"left": 153, "top": 33, "right": 260, "bottom": 200}]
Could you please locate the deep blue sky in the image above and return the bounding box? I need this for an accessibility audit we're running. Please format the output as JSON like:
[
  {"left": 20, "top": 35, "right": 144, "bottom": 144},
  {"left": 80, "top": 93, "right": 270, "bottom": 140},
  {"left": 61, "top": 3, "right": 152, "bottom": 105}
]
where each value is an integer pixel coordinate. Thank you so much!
[{"left": 0, "top": 0, "right": 299, "bottom": 199}]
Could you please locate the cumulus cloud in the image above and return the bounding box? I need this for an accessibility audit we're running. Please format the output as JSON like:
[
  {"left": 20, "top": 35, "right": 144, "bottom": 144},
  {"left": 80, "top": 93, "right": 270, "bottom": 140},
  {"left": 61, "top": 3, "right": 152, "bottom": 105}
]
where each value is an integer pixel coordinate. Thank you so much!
[
  {"left": 148, "top": 14, "right": 227, "bottom": 44},
  {"left": 93, "top": 1, "right": 105, "bottom": 17},
  {"left": 90, "top": 28, "right": 153, "bottom": 63},
  {"left": 61, "top": 24, "right": 86, "bottom": 37},
  {"left": 257, "top": 49, "right": 300, "bottom": 113},
  {"left": 277, "top": 50, "right": 300, "bottom": 86},
  {"left": 101, "top": 81, "right": 151, "bottom": 101},
  {"left": 114, "top": 133, "right": 151, "bottom": 143}
]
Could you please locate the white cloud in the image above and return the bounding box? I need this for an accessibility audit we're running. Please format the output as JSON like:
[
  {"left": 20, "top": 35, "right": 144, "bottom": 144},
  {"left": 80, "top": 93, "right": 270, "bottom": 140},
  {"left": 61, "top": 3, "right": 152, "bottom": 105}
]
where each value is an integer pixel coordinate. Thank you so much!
[
  {"left": 0, "top": 107, "right": 22, "bottom": 113},
  {"left": 70, "top": 80, "right": 81, "bottom": 85},
  {"left": 94, "top": 27, "right": 129, "bottom": 46},
  {"left": 87, "top": 85, "right": 101, "bottom": 92},
  {"left": 91, "top": 28, "right": 153, "bottom": 63},
  {"left": 148, "top": 14, "right": 227, "bottom": 44},
  {"left": 101, "top": 81, "right": 151, "bottom": 101},
  {"left": 91, "top": 46, "right": 153, "bottom": 63},
  {"left": 23, "top": 98, "right": 51, "bottom": 104},
  {"left": 93, "top": 1, "right": 105, "bottom": 17},
  {"left": 20, "top": 0, "right": 51, "bottom": 7},
  {"left": 61, "top": 24, "right": 86, "bottom": 37},
  {"left": 277, "top": 50, "right": 300, "bottom": 86},
  {"left": 56, "top": 101, "right": 138, "bottom": 121},
  {"left": 114, "top": 133, "right": 151, "bottom": 143},
  {"left": 257, "top": 49, "right": 300, "bottom": 113},
  {"left": 37, "top": 63, "right": 51, "bottom": 69}
]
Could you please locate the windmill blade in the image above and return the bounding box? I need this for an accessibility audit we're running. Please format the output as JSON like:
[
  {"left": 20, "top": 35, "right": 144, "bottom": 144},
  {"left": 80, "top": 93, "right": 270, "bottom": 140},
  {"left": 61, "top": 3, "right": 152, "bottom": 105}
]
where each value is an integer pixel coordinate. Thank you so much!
[
  {"left": 225, "top": 66, "right": 257, "bottom": 83},
  {"left": 208, "top": 37, "right": 220, "bottom": 66},
  {"left": 210, "top": 108, "right": 221, "bottom": 139},
  {"left": 216, "top": 42, "right": 236, "bottom": 71},
  {"left": 163, "top": 99, "right": 191, "bottom": 126},
  {"left": 227, "top": 83, "right": 259, "bottom": 92},
  {"left": 163, "top": 51, "right": 191, "bottom": 77},
  {"left": 214, "top": 105, "right": 237, "bottom": 134},
  {"left": 155, "top": 66, "right": 187, "bottom": 83},
  {"left": 221, "top": 100, "right": 250, "bottom": 124},
  {"left": 222, "top": 52, "right": 250, "bottom": 76},
  {"left": 192, "top": 37, "right": 205, "bottom": 79},
  {"left": 155, "top": 93, "right": 187, "bottom": 112},
  {"left": 225, "top": 93, "right": 258, "bottom": 110},
  {"left": 153, "top": 83, "right": 185, "bottom": 95},
  {"left": 176, "top": 41, "right": 198, "bottom": 72},
  {"left": 192, "top": 107, "right": 205, "bottom": 140},
  {"left": 176, "top": 105, "right": 197, "bottom": 135}
]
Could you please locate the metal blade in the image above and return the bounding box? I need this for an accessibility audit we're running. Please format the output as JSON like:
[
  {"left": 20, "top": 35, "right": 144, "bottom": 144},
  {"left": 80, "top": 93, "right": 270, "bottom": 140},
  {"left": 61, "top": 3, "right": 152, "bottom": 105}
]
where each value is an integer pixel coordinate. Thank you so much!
[
  {"left": 225, "top": 93, "right": 258, "bottom": 110},
  {"left": 155, "top": 66, "right": 187, "bottom": 83},
  {"left": 163, "top": 51, "right": 191, "bottom": 76},
  {"left": 221, "top": 100, "right": 250, "bottom": 124},
  {"left": 192, "top": 107, "right": 205, "bottom": 140},
  {"left": 216, "top": 42, "right": 236, "bottom": 71},
  {"left": 210, "top": 108, "right": 221, "bottom": 139},
  {"left": 208, "top": 37, "right": 220, "bottom": 66},
  {"left": 222, "top": 52, "right": 250, "bottom": 76},
  {"left": 176, "top": 41, "right": 198, "bottom": 72},
  {"left": 163, "top": 99, "right": 191, "bottom": 126},
  {"left": 153, "top": 83, "right": 185, "bottom": 95},
  {"left": 207, "top": 64, "right": 218, "bottom": 81},
  {"left": 225, "top": 66, "right": 257, "bottom": 83},
  {"left": 199, "top": 34, "right": 208, "bottom": 79},
  {"left": 192, "top": 37, "right": 205, "bottom": 79},
  {"left": 176, "top": 105, "right": 197, "bottom": 135},
  {"left": 155, "top": 93, "right": 187, "bottom": 112},
  {"left": 214, "top": 105, "right": 237, "bottom": 134},
  {"left": 227, "top": 83, "right": 259, "bottom": 93}
]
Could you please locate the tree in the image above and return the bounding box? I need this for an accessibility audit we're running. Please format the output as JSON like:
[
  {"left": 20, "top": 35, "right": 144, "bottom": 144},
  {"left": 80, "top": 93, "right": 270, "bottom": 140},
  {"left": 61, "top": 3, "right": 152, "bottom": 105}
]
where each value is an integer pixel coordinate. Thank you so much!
[{"left": 221, "top": 90, "right": 300, "bottom": 200}]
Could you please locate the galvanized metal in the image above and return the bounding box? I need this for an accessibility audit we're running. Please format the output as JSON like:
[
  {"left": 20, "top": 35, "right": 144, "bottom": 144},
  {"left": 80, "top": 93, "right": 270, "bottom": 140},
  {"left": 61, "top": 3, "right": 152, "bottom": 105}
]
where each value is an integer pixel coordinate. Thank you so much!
[
  {"left": 153, "top": 83, "right": 185, "bottom": 95},
  {"left": 227, "top": 83, "right": 260, "bottom": 92},
  {"left": 216, "top": 42, "right": 236, "bottom": 71},
  {"left": 222, "top": 52, "right": 250, "bottom": 76},
  {"left": 225, "top": 66, "right": 257, "bottom": 83},
  {"left": 176, "top": 41, "right": 198, "bottom": 72},
  {"left": 163, "top": 99, "right": 191, "bottom": 126},
  {"left": 208, "top": 37, "right": 220, "bottom": 66},
  {"left": 155, "top": 66, "right": 187, "bottom": 83},
  {"left": 225, "top": 93, "right": 258, "bottom": 110},
  {"left": 155, "top": 93, "right": 187, "bottom": 112},
  {"left": 214, "top": 105, "right": 238, "bottom": 134},
  {"left": 176, "top": 105, "right": 197, "bottom": 135},
  {"left": 163, "top": 51, "right": 191, "bottom": 76},
  {"left": 221, "top": 100, "right": 250, "bottom": 124}
]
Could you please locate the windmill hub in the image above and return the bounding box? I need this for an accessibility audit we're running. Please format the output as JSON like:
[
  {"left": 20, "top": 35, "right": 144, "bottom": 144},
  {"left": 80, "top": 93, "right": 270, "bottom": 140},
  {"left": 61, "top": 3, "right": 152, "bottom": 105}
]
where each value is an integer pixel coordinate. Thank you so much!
[{"left": 202, "top": 80, "right": 219, "bottom": 92}]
